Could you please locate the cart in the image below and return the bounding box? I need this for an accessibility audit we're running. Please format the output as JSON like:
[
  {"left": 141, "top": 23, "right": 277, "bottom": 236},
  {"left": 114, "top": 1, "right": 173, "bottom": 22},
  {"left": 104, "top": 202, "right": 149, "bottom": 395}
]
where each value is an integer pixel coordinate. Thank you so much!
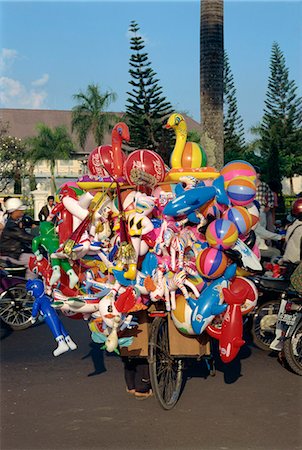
[{"left": 120, "top": 308, "right": 214, "bottom": 410}]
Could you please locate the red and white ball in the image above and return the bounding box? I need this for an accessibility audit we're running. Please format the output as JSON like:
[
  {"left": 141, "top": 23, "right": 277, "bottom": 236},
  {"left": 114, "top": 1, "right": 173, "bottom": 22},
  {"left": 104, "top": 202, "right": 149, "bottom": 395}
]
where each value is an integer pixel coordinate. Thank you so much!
[
  {"left": 124, "top": 150, "right": 166, "bottom": 185},
  {"left": 88, "top": 145, "right": 126, "bottom": 177}
]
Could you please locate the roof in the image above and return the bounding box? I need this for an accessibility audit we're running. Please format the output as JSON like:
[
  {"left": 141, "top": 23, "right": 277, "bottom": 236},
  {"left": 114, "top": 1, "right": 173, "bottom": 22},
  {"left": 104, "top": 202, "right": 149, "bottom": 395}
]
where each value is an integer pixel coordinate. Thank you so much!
[{"left": 0, "top": 108, "right": 201, "bottom": 159}]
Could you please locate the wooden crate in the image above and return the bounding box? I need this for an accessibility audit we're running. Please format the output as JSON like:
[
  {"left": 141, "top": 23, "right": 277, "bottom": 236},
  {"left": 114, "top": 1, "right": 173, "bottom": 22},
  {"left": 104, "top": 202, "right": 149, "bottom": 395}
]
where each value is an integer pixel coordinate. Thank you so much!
[{"left": 120, "top": 312, "right": 210, "bottom": 358}]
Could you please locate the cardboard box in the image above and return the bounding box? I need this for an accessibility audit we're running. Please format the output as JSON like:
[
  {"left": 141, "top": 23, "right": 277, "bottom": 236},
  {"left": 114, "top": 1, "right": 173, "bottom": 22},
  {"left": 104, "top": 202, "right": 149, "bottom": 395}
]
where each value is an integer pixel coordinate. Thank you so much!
[{"left": 120, "top": 312, "right": 210, "bottom": 358}]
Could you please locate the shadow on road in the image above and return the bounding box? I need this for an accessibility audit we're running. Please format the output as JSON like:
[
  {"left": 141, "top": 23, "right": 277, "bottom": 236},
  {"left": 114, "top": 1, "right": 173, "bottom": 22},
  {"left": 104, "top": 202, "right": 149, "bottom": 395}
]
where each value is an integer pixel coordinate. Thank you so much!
[{"left": 82, "top": 342, "right": 107, "bottom": 377}]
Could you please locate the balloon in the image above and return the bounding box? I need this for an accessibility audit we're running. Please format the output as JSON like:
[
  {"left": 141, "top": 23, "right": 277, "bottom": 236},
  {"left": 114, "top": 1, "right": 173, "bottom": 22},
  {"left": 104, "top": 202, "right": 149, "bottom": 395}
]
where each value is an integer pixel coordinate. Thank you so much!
[
  {"left": 196, "top": 247, "right": 228, "bottom": 279},
  {"left": 26, "top": 279, "right": 77, "bottom": 357},
  {"left": 124, "top": 150, "right": 166, "bottom": 185},
  {"left": 226, "top": 177, "right": 256, "bottom": 206},
  {"left": 88, "top": 145, "right": 126, "bottom": 177},
  {"left": 222, "top": 206, "right": 253, "bottom": 237},
  {"left": 171, "top": 294, "right": 196, "bottom": 335},
  {"left": 205, "top": 219, "right": 238, "bottom": 250},
  {"left": 221, "top": 160, "right": 257, "bottom": 185}
]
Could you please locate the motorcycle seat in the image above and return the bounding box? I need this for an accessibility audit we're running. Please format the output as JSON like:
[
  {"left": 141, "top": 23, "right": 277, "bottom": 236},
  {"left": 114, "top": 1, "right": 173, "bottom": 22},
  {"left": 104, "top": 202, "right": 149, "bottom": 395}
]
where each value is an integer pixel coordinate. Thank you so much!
[{"left": 257, "top": 277, "right": 290, "bottom": 291}]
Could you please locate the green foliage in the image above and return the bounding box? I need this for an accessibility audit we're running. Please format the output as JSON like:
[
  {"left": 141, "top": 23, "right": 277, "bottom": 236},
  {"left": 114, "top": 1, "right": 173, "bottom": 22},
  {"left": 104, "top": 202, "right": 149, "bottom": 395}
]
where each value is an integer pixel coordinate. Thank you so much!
[
  {"left": 125, "top": 20, "right": 174, "bottom": 164},
  {"left": 0, "top": 120, "right": 27, "bottom": 193},
  {"left": 72, "top": 84, "right": 118, "bottom": 148},
  {"left": 259, "top": 42, "right": 302, "bottom": 191},
  {"left": 26, "top": 123, "right": 75, "bottom": 193},
  {"left": 223, "top": 51, "right": 246, "bottom": 163},
  {"left": 187, "top": 129, "right": 202, "bottom": 144}
]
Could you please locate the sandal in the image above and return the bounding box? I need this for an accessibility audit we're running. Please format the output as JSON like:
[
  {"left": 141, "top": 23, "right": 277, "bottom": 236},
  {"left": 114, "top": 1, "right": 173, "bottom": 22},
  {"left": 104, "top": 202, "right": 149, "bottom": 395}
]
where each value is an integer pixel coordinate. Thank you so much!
[
  {"left": 135, "top": 389, "right": 153, "bottom": 400},
  {"left": 126, "top": 388, "right": 136, "bottom": 395}
]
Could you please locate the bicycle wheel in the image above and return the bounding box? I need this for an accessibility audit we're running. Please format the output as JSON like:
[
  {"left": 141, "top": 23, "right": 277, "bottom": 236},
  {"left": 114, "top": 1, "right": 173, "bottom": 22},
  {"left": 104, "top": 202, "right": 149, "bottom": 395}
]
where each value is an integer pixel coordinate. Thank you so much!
[
  {"left": 251, "top": 300, "right": 280, "bottom": 351},
  {"left": 149, "top": 316, "right": 183, "bottom": 410},
  {"left": 0, "top": 284, "right": 35, "bottom": 330},
  {"left": 283, "top": 319, "right": 302, "bottom": 376}
]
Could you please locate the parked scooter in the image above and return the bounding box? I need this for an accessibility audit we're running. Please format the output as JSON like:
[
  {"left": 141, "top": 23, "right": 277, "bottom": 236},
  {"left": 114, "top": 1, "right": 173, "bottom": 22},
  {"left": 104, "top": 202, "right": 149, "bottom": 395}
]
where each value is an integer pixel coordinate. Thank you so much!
[
  {"left": 271, "top": 293, "right": 302, "bottom": 375},
  {"left": 0, "top": 260, "right": 35, "bottom": 330},
  {"left": 250, "top": 275, "right": 298, "bottom": 351}
]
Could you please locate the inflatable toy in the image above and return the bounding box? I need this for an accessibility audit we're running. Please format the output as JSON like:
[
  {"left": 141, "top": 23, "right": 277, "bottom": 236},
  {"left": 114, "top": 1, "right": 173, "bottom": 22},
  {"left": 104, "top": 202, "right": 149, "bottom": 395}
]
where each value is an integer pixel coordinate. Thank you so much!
[
  {"left": 124, "top": 149, "right": 166, "bottom": 185},
  {"left": 27, "top": 279, "right": 77, "bottom": 357},
  {"left": 207, "top": 281, "right": 247, "bottom": 363},
  {"left": 220, "top": 160, "right": 257, "bottom": 185},
  {"left": 171, "top": 294, "right": 195, "bottom": 335},
  {"left": 226, "top": 177, "right": 256, "bottom": 206},
  {"left": 87, "top": 122, "right": 129, "bottom": 178},
  {"left": 205, "top": 219, "right": 238, "bottom": 250},
  {"left": 196, "top": 247, "right": 228, "bottom": 279},
  {"left": 163, "top": 175, "right": 229, "bottom": 223},
  {"left": 222, "top": 206, "right": 253, "bottom": 237},
  {"left": 187, "top": 264, "right": 237, "bottom": 335},
  {"left": 25, "top": 114, "right": 260, "bottom": 368},
  {"left": 164, "top": 113, "right": 218, "bottom": 181}
]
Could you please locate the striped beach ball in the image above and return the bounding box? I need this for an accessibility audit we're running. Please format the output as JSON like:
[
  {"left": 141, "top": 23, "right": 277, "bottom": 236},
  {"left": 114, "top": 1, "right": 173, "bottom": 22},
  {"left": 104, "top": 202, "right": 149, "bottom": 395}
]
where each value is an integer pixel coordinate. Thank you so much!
[
  {"left": 226, "top": 177, "right": 256, "bottom": 206},
  {"left": 180, "top": 142, "right": 207, "bottom": 168},
  {"left": 245, "top": 201, "right": 260, "bottom": 230},
  {"left": 222, "top": 206, "right": 253, "bottom": 237},
  {"left": 196, "top": 247, "right": 228, "bottom": 279},
  {"left": 205, "top": 219, "right": 238, "bottom": 250},
  {"left": 221, "top": 160, "right": 257, "bottom": 185},
  {"left": 171, "top": 294, "right": 196, "bottom": 335}
]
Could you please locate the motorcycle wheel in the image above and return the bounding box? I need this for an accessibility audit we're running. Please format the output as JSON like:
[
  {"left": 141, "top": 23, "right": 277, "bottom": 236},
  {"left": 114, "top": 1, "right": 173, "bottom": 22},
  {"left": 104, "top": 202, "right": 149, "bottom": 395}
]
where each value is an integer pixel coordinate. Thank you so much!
[
  {"left": 251, "top": 300, "right": 280, "bottom": 351},
  {"left": 0, "top": 284, "right": 35, "bottom": 330},
  {"left": 283, "top": 320, "right": 302, "bottom": 376}
]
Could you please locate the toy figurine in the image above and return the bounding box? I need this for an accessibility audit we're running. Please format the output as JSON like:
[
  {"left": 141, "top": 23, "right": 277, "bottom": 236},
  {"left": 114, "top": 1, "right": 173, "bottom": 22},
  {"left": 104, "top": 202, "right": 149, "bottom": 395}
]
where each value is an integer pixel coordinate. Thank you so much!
[
  {"left": 26, "top": 279, "right": 77, "bottom": 357},
  {"left": 32, "top": 222, "right": 79, "bottom": 289}
]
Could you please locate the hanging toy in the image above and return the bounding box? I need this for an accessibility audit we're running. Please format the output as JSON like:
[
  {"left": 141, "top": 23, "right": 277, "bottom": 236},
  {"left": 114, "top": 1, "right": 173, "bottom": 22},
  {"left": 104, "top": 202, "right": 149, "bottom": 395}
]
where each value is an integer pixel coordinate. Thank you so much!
[{"left": 27, "top": 279, "right": 77, "bottom": 357}]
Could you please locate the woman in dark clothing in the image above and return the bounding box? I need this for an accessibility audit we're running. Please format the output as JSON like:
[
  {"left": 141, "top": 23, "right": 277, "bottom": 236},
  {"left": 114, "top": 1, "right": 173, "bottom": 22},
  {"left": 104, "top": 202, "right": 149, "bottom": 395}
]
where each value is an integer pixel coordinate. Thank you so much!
[{"left": 122, "top": 357, "right": 152, "bottom": 399}]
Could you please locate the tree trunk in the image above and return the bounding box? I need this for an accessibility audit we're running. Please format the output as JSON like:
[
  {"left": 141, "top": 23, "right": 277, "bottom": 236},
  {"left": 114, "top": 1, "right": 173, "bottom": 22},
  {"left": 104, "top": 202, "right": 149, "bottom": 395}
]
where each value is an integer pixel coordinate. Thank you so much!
[
  {"left": 28, "top": 162, "right": 37, "bottom": 191},
  {"left": 200, "top": 0, "right": 224, "bottom": 170},
  {"left": 289, "top": 177, "right": 294, "bottom": 195}
]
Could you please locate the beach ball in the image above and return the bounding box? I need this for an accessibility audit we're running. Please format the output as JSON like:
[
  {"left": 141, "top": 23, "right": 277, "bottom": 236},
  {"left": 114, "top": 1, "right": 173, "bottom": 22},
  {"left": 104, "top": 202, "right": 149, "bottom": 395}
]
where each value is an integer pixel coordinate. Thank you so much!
[
  {"left": 226, "top": 177, "right": 256, "bottom": 206},
  {"left": 245, "top": 201, "right": 260, "bottom": 230},
  {"left": 124, "top": 150, "right": 166, "bottom": 185},
  {"left": 205, "top": 219, "right": 238, "bottom": 250},
  {"left": 222, "top": 206, "right": 253, "bottom": 237},
  {"left": 196, "top": 247, "right": 228, "bottom": 279},
  {"left": 171, "top": 294, "right": 196, "bottom": 335},
  {"left": 228, "top": 277, "right": 258, "bottom": 315},
  {"left": 221, "top": 160, "right": 257, "bottom": 185},
  {"left": 200, "top": 200, "right": 221, "bottom": 219},
  {"left": 88, "top": 145, "right": 126, "bottom": 177},
  {"left": 180, "top": 142, "right": 207, "bottom": 169}
]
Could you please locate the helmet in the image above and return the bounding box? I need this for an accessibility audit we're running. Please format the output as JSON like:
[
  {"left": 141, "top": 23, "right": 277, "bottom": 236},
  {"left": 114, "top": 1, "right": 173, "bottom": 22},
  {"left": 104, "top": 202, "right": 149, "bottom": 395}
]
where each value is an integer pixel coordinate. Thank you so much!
[
  {"left": 291, "top": 198, "right": 302, "bottom": 218},
  {"left": 5, "top": 198, "right": 27, "bottom": 213}
]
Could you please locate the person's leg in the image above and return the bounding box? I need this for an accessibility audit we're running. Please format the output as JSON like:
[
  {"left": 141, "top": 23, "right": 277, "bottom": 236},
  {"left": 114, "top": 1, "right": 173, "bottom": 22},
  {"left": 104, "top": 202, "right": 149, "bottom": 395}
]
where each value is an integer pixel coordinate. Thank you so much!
[
  {"left": 122, "top": 357, "right": 136, "bottom": 393},
  {"left": 134, "top": 358, "right": 151, "bottom": 394}
]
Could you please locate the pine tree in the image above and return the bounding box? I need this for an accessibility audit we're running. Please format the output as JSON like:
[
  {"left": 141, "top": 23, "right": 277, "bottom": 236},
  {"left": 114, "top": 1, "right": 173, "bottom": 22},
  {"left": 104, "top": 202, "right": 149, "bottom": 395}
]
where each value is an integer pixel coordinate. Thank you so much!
[
  {"left": 223, "top": 51, "right": 245, "bottom": 163},
  {"left": 125, "top": 21, "right": 174, "bottom": 164},
  {"left": 260, "top": 42, "right": 302, "bottom": 193}
]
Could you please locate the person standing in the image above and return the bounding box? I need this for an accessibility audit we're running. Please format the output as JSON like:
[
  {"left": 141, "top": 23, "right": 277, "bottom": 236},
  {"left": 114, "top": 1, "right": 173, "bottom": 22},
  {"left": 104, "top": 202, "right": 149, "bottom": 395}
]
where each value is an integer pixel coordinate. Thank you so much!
[
  {"left": 38, "top": 195, "right": 55, "bottom": 221},
  {"left": 254, "top": 166, "right": 274, "bottom": 229}
]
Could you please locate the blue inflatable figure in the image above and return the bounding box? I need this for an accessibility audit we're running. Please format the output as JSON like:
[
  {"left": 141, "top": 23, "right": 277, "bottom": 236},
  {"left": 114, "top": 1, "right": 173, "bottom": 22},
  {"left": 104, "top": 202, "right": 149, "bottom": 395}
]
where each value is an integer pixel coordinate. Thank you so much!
[{"left": 26, "top": 279, "right": 77, "bottom": 357}]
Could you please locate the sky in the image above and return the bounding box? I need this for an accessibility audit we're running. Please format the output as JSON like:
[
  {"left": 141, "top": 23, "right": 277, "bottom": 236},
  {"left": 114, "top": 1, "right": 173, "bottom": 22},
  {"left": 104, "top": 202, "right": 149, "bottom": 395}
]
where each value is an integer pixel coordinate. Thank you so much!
[{"left": 0, "top": 0, "right": 301, "bottom": 142}]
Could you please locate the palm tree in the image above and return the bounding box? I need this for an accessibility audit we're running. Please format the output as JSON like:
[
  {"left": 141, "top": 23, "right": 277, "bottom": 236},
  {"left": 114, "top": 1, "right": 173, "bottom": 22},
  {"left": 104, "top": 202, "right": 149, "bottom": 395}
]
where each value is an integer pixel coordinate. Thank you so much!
[
  {"left": 71, "top": 84, "right": 117, "bottom": 150},
  {"left": 26, "top": 123, "right": 75, "bottom": 193},
  {"left": 200, "top": 0, "right": 224, "bottom": 169}
]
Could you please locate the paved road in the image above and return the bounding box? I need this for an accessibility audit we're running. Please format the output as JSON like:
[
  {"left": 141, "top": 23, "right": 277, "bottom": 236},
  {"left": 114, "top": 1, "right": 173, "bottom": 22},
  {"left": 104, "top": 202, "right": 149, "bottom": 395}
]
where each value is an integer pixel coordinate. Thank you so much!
[{"left": 1, "top": 316, "right": 301, "bottom": 450}]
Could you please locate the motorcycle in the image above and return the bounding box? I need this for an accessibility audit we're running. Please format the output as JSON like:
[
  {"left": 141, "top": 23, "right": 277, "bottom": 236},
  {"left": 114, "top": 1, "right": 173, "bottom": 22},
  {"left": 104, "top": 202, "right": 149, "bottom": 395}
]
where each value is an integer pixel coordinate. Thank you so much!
[
  {"left": 0, "top": 260, "right": 35, "bottom": 330},
  {"left": 273, "top": 294, "right": 302, "bottom": 376},
  {"left": 249, "top": 275, "right": 298, "bottom": 351}
]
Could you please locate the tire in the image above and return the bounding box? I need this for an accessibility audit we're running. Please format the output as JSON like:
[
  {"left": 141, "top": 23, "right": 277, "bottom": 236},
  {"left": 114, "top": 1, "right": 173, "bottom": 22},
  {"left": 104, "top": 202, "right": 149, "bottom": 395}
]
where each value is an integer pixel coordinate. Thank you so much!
[
  {"left": 283, "top": 319, "right": 302, "bottom": 376},
  {"left": 0, "top": 284, "right": 35, "bottom": 330},
  {"left": 149, "top": 317, "right": 183, "bottom": 410},
  {"left": 251, "top": 300, "right": 280, "bottom": 351}
]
